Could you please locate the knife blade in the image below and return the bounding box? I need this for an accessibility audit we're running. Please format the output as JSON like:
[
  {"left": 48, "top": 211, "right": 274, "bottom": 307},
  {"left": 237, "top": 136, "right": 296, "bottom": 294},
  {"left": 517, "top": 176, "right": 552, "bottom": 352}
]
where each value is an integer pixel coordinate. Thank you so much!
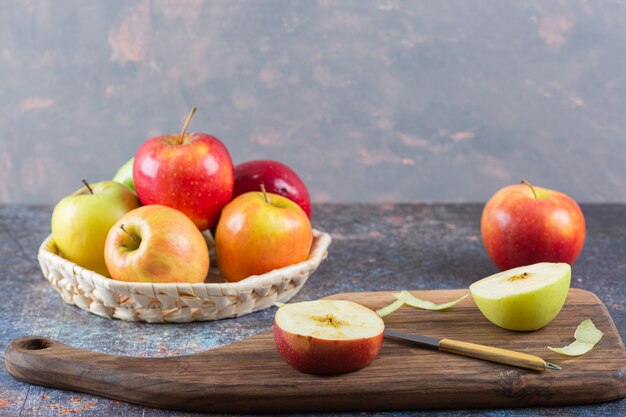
[{"left": 384, "top": 329, "right": 561, "bottom": 372}]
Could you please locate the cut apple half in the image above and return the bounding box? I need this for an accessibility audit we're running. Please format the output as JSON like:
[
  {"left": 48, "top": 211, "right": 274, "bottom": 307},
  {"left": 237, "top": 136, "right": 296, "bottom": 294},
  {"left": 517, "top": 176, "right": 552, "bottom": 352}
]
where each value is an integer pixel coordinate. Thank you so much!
[
  {"left": 274, "top": 300, "right": 384, "bottom": 374},
  {"left": 470, "top": 262, "right": 571, "bottom": 331}
]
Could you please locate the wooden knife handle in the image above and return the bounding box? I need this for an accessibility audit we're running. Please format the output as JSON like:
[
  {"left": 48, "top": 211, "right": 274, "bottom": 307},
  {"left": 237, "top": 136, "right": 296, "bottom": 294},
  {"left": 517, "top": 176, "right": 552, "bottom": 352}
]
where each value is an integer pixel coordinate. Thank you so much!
[{"left": 439, "top": 338, "right": 548, "bottom": 372}]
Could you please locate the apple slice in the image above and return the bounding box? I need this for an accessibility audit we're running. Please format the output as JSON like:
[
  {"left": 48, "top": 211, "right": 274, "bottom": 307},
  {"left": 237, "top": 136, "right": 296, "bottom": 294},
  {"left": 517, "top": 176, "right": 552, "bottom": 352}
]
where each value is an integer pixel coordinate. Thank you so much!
[
  {"left": 470, "top": 262, "right": 571, "bottom": 331},
  {"left": 274, "top": 300, "right": 384, "bottom": 374}
]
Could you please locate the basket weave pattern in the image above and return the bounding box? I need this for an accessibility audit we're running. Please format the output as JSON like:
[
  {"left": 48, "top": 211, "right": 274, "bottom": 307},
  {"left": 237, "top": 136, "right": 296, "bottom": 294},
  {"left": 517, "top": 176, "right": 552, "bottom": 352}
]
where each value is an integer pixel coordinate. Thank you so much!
[{"left": 38, "top": 230, "right": 331, "bottom": 323}]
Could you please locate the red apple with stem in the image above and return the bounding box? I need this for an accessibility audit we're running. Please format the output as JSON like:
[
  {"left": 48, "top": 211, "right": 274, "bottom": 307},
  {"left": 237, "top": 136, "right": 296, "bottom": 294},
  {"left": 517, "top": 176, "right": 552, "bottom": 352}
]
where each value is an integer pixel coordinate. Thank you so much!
[
  {"left": 274, "top": 300, "right": 385, "bottom": 374},
  {"left": 481, "top": 180, "right": 586, "bottom": 270},
  {"left": 215, "top": 185, "right": 313, "bottom": 282},
  {"left": 134, "top": 107, "right": 234, "bottom": 231},
  {"left": 104, "top": 205, "right": 209, "bottom": 283},
  {"left": 233, "top": 160, "right": 312, "bottom": 218}
]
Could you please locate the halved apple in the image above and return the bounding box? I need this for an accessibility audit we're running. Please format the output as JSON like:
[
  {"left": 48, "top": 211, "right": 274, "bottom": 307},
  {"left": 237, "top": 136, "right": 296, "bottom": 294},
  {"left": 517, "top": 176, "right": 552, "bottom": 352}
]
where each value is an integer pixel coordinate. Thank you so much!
[
  {"left": 274, "top": 300, "right": 384, "bottom": 374},
  {"left": 470, "top": 262, "right": 571, "bottom": 331}
]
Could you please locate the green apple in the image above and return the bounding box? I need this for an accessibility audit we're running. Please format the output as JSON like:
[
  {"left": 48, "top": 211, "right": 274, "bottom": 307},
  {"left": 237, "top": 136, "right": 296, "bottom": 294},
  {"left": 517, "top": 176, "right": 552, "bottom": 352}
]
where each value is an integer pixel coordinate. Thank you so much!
[
  {"left": 112, "top": 157, "right": 135, "bottom": 193},
  {"left": 469, "top": 262, "right": 571, "bottom": 331},
  {"left": 51, "top": 181, "right": 140, "bottom": 277}
]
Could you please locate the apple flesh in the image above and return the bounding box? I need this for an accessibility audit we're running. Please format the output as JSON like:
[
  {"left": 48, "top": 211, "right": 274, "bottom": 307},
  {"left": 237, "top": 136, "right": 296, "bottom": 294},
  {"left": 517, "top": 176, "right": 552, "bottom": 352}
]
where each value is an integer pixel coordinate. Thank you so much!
[
  {"left": 112, "top": 157, "right": 135, "bottom": 193},
  {"left": 470, "top": 262, "right": 571, "bottom": 331},
  {"left": 481, "top": 181, "right": 586, "bottom": 270},
  {"left": 51, "top": 181, "right": 140, "bottom": 277},
  {"left": 104, "top": 205, "right": 209, "bottom": 283},
  {"left": 274, "top": 300, "right": 385, "bottom": 374},
  {"left": 215, "top": 190, "right": 312, "bottom": 282},
  {"left": 233, "top": 160, "right": 312, "bottom": 218}
]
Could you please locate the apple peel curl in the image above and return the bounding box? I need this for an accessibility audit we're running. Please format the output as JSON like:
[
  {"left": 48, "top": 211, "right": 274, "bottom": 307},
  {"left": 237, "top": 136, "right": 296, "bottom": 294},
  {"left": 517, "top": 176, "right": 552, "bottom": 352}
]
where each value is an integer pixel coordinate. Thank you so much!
[
  {"left": 548, "top": 319, "right": 603, "bottom": 356},
  {"left": 393, "top": 291, "right": 468, "bottom": 311},
  {"left": 376, "top": 292, "right": 409, "bottom": 317}
]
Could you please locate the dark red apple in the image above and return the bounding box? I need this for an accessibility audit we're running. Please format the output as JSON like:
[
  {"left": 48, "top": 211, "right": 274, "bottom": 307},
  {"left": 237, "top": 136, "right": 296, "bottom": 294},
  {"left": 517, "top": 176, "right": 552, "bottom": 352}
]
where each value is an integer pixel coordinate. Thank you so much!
[
  {"left": 481, "top": 180, "right": 586, "bottom": 270},
  {"left": 233, "top": 160, "right": 312, "bottom": 218},
  {"left": 134, "top": 107, "right": 234, "bottom": 231}
]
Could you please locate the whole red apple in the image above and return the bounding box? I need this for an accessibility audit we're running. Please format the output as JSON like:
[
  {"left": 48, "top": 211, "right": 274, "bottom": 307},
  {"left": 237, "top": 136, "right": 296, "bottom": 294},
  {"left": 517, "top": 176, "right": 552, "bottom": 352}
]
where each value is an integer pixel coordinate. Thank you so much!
[
  {"left": 481, "top": 181, "right": 586, "bottom": 270},
  {"left": 134, "top": 107, "right": 234, "bottom": 230},
  {"left": 274, "top": 300, "right": 384, "bottom": 374},
  {"left": 215, "top": 188, "right": 312, "bottom": 282},
  {"left": 233, "top": 160, "right": 312, "bottom": 218},
  {"left": 104, "top": 205, "right": 209, "bottom": 283}
]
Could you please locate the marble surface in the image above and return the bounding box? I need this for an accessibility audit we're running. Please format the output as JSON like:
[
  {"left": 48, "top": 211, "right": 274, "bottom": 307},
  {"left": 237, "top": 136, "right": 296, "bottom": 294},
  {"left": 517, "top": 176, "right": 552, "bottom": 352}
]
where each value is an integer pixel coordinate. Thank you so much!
[
  {"left": 0, "top": 203, "right": 624, "bottom": 416},
  {"left": 2, "top": 1, "right": 626, "bottom": 204}
]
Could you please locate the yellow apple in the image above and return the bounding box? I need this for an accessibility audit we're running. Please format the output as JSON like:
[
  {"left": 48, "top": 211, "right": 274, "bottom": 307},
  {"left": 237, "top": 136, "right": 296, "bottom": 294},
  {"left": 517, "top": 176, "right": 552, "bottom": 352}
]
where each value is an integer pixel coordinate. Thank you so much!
[
  {"left": 469, "top": 262, "right": 571, "bottom": 331},
  {"left": 51, "top": 181, "right": 140, "bottom": 277}
]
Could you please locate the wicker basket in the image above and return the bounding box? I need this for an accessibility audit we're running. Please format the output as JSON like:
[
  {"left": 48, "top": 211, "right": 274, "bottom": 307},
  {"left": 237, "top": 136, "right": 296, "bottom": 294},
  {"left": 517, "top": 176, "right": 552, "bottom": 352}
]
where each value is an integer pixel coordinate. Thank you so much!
[{"left": 37, "top": 230, "right": 331, "bottom": 323}]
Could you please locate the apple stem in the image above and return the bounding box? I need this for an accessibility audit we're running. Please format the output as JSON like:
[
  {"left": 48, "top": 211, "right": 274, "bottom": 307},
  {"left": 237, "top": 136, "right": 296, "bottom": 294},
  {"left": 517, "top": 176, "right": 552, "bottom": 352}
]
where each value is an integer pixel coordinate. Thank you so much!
[
  {"left": 179, "top": 106, "right": 197, "bottom": 144},
  {"left": 521, "top": 179, "right": 538, "bottom": 199},
  {"left": 81, "top": 179, "right": 94, "bottom": 195},
  {"left": 260, "top": 183, "right": 270, "bottom": 204},
  {"left": 120, "top": 224, "right": 141, "bottom": 246}
]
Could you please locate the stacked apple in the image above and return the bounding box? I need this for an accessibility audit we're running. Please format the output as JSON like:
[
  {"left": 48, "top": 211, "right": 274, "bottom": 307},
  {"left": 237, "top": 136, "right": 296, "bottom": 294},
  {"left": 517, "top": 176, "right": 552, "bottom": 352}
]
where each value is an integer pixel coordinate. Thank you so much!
[
  {"left": 51, "top": 108, "right": 314, "bottom": 283},
  {"left": 473, "top": 180, "right": 586, "bottom": 331}
]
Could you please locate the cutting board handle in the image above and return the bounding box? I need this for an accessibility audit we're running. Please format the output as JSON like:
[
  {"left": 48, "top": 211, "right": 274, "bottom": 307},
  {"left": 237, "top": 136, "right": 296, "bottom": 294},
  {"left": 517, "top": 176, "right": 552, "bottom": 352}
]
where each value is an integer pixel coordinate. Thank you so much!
[
  {"left": 8, "top": 336, "right": 110, "bottom": 387},
  {"left": 5, "top": 335, "right": 176, "bottom": 404}
]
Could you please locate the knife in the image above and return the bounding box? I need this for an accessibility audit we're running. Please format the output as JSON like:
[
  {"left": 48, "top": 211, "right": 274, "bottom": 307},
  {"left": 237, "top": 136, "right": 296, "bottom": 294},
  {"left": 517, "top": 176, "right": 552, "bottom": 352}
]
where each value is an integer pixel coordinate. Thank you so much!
[{"left": 384, "top": 329, "right": 561, "bottom": 372}]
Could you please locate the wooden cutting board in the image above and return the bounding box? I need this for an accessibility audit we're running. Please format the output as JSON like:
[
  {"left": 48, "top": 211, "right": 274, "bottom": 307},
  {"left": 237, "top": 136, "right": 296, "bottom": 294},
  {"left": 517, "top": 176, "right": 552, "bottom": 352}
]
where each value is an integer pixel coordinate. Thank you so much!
[{"left": 5, "top": 288, "right": 626, "bottom": 413}]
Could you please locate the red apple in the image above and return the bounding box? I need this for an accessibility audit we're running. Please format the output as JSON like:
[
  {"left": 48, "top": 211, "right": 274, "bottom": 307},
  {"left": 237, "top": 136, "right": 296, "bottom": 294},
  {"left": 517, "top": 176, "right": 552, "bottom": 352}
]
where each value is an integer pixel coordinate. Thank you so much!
[
  {"left": 274, "top": 300, "right": 385, "bottom": 374},
  {"left": 481, "top": 181, "right": 586, "bottom": 270},
  {"left": 233, "top": 160, "right": 312, "bottom": 218},
  {"left": 104, "top": 205, "right": 209, "bottom": 283},
  {"left": 215, "top": 188, "right": 312, "bottom": 282},
  {"left": 134, "top": 107, "right": 234, "bottom": 231}
]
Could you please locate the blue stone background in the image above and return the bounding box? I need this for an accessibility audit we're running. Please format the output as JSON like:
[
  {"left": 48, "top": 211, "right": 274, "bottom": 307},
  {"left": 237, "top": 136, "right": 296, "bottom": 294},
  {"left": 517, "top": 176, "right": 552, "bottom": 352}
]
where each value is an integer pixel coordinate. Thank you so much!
[{"left": 1, "top": 0, "right": 626, "bottom": 204}]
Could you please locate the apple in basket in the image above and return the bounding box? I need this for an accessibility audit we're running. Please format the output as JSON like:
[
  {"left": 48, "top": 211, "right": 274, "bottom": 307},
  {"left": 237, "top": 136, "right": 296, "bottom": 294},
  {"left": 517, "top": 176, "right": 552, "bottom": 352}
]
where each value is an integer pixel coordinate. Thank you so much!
[
  {"left": 112, "top": 156, "right": 136, "bottom": 193},
  {"left": 104, "top": 205, "right": 209, "bottom": 283},
  {"left": 215, "top": 186, "right": 313, "bottom": 282},
  {"left": 233, "top": 159, "right": 312, "bottom": 218},
  {"left": 274, "top": 300, "right": 385, "bottom": 374},
  {"left": 51, "top": 180, "right": 140, "bottom": 277},
  {"left": 133, "top": 107, "right": 234, "bottom": 231}
]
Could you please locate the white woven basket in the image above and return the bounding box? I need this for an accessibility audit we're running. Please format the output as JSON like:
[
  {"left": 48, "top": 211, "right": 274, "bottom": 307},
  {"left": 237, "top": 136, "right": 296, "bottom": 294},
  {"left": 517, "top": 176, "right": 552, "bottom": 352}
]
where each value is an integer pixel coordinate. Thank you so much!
[{"left": 37, "top": 230, "right": 331, "bottom": 323}]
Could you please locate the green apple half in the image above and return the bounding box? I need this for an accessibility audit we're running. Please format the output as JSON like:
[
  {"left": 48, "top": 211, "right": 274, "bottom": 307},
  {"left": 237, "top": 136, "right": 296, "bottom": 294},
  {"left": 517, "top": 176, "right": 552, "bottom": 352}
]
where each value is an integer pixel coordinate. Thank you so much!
[{"left": 470, "top": 262, "right": 571, "bottom": 331}]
